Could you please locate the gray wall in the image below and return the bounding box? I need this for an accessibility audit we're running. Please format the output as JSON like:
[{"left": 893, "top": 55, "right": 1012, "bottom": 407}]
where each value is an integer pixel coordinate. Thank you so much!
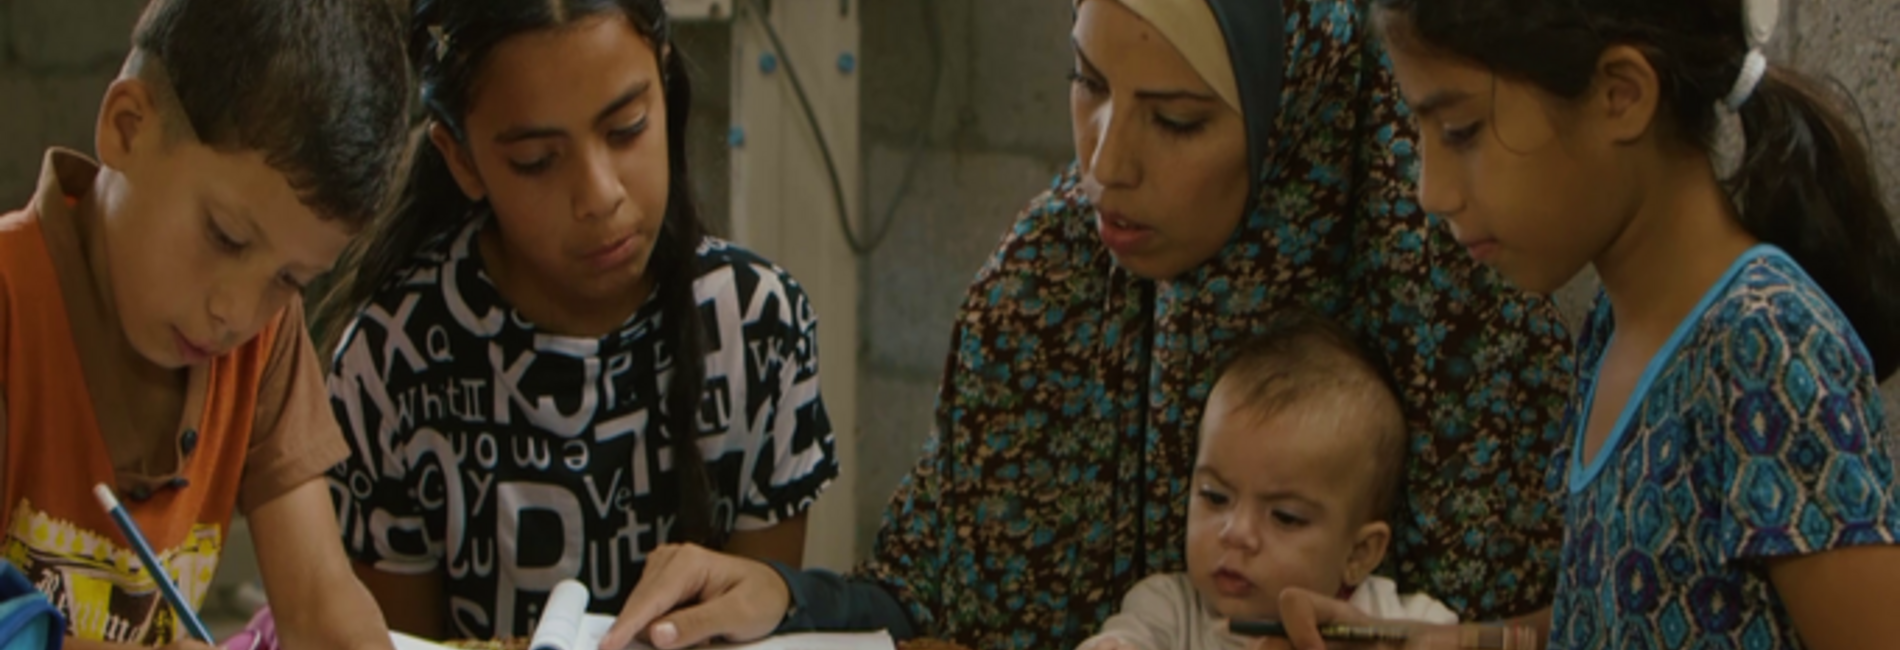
[
  {"left": 0, "top": 0, "right": 142, "bottom": 207},
  {"left": 854, "top": 0, "right": 1077, "bottom": 552},
  {"left": 851, "top": 0, "right": 1900, "bottom": 550}
]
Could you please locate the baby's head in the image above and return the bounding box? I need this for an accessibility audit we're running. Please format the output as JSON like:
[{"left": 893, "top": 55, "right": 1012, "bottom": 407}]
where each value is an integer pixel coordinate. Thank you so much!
[{"left": 1186, "top": 310, "right": 1407, "bottom": 621}]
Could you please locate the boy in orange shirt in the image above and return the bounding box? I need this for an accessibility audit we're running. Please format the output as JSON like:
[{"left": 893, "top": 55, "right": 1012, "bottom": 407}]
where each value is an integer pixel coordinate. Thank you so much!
[{"left": 0, "top": 0, "right": 411, "bottom": 648}]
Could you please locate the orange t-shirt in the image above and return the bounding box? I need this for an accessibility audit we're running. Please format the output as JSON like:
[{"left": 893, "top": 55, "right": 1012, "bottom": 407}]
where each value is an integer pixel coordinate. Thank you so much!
[{"left": 0, "top": 149, "right": 347, "bottom": 644}]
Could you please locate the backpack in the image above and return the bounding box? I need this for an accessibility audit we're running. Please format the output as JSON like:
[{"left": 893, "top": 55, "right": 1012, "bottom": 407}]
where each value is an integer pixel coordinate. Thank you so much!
[{"left": 0, "top": 561, "right": 60, "bottom": 650}]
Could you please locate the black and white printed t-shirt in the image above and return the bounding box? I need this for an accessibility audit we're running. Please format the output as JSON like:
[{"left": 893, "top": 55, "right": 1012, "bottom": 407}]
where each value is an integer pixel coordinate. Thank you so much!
[{"left": 327, "top": 220, "right": 836, "bottom": 640}]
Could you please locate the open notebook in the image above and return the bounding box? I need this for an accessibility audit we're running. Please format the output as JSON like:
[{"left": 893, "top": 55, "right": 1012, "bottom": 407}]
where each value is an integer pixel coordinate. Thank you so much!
[{"left": 390, "top": 580, "right": 895, "bottom": 650}]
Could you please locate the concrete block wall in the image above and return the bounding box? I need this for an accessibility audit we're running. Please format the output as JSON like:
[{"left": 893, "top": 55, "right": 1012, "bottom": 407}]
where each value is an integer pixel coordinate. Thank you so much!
[
  {"left": 853, "top": 0, "right": 1076, "bottom": 552},
  {"left": 0, "top": 0, "right": 139, "bottom": 208}
]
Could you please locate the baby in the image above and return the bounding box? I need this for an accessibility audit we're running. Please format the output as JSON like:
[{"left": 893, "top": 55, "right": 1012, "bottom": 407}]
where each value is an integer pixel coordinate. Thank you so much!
[{"left": 1080, "top": 310, "right": 1458, "bottom": 650}]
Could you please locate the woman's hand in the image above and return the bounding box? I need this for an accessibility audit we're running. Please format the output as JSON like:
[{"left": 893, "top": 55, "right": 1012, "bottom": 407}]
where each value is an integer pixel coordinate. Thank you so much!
[
  {"left": 1076, "top": 634, "right": 1140, "bottom": 650},
  {"left": 597, "top": 544, "right": 792, "bottom": 650}
]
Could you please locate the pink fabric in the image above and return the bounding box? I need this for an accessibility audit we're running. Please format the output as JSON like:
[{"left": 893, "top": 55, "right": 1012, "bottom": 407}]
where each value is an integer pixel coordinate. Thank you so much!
[{"left": 219, "top": 607, "right": 279, "bottom": 650}]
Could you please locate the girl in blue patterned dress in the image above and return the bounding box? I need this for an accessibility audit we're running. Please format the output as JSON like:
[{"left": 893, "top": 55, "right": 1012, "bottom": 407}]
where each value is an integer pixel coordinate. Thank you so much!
[{"left": 1263, "top": 0, "right": 1900, "bottom": 648}]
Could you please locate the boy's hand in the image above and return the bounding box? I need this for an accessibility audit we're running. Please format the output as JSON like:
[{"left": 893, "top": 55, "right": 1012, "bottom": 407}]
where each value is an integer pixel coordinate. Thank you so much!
[
  {"left": 161, "top": 640, "right": 217, "bottom": 650},
  {"left": 64, "top": 637, "right": 218, "bottom": 650},
  {"left": 250, "top": 478, "right": 396, "bottom": 649}
]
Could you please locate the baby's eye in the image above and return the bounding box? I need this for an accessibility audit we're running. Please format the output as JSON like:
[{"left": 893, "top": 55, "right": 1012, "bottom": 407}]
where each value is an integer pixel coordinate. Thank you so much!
[{"left": 1197, "top": 489, "right": 1231, "bottom": 507}]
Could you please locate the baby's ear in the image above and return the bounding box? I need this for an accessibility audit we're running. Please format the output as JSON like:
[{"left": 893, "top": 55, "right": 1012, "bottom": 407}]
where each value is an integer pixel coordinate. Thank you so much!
[{"left": 1343, "top": 521, "right": 1391, "bottom": 587}]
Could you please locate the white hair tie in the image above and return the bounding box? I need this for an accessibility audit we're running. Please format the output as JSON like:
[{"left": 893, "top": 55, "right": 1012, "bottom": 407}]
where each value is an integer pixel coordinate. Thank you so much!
[
  {"left": 1727, "top": 0, "right": 1779, "bottom": 109},
  {"left": 1725, "top": 49, "right": 1769, "bottom": 110}
]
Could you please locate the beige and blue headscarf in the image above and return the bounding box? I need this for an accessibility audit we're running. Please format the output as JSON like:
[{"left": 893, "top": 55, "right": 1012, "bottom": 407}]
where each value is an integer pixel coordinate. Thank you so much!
[{"left": 861, "top": 1, "right": 1576, "bottom": 648}]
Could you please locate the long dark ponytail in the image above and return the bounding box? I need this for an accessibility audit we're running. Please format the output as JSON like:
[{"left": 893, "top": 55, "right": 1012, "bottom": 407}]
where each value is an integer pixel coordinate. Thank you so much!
[
  {"left": 1373, "top": 0, "right": 1900, "bottom": 379},
  {"left": 1729, "top": 68, "right": 1900, "bottom": 379},
  {"left": 314, "top": 0, "right": 722, "bottom": 548}
]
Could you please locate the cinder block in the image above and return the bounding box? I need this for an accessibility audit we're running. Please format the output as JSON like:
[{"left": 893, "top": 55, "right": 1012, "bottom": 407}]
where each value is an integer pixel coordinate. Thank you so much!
[
  {"left": 675, "top": 20, "right": 733, "bottom": 235},
  {"left": 860, "top": 143, "right": 1067, "bottom": 375},
  {"left": 1793, "top": 0, "right": 1900, "bottom": 214},
  {"left": 967, "top": 0, "right": 1074, "bottom": 158},
  {"left": 1, "top": 4, "right": 14, "bottom": 65},
  {"left": 861, "top": 0, "right": 960, "bottom": 147},
  {"left": 862, "top": 0, "right": 1072, "bottom": 158},
  {"left": 0, "top": 70, "right": 46, "bottom": 209},
  {"left": 36, "top": 70, "right": 114, "bottom": 153},
  {"left": 12, "top": 0, "right": 137, "bottom": 70},
  {"left": 854, "top": 371, "right": 940, "bottom": 552}
]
